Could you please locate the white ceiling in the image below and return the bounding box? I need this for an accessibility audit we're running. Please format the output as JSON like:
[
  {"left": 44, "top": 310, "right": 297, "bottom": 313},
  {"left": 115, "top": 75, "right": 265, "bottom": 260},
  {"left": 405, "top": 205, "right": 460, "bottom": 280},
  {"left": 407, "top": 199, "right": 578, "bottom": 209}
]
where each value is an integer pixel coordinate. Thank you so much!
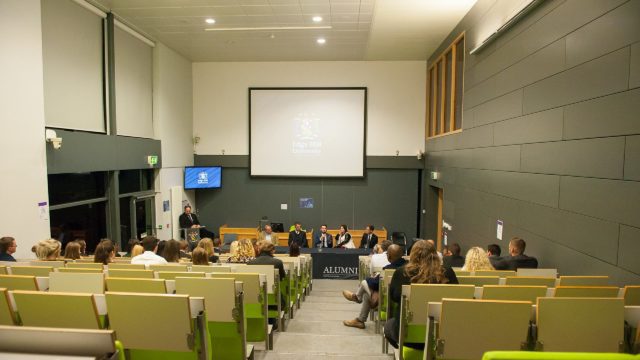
[{"left": 93, "top": 0, "right": 476, "bottom": 62}]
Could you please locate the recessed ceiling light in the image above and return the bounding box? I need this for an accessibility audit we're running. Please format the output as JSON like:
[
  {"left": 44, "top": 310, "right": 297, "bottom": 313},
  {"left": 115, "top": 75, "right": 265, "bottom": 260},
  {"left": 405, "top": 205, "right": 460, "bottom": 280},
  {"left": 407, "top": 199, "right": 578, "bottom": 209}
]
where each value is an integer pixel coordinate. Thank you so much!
[
  {"left": 317, "top": 38, "right": 326, "bottom": 45},
  {"left": 205, "top": 18, "right": 216, "bottom": 24},
  {"left": 312, "top": 16, "right": 323, "bottom": 23}
]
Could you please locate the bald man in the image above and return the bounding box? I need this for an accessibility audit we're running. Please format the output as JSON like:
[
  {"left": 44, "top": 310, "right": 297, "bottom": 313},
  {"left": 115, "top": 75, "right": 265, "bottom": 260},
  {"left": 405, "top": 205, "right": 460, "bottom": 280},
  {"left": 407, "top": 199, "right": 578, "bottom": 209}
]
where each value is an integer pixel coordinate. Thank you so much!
[{"left": 342, "top": 244, "right": 407, "bottom": 329}]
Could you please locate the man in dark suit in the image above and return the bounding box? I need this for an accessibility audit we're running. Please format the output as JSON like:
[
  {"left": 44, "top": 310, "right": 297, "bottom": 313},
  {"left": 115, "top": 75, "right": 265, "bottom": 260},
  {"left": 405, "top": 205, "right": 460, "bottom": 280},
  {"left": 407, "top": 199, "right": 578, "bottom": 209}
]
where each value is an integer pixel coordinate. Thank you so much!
[
  {"left": 359, "top": 224, "right": 379, "bottom": 249},
  {"left": 443, "top": 243, "right": 465, "bottom": 268},
  {"left": 178, "top": 205, "right": 215, "bottom": 239},
  {"left": 288, "top": 222, "right": 308, "bottom": 248},
  {"left": 505, "top": 237, "right": 538, "bottom": 270},
  {"left": 313, "top": 224, "right": 333, "bottom": 248},
  {"left": 487, "top": 243, "right": 509, "bottom": 270}
]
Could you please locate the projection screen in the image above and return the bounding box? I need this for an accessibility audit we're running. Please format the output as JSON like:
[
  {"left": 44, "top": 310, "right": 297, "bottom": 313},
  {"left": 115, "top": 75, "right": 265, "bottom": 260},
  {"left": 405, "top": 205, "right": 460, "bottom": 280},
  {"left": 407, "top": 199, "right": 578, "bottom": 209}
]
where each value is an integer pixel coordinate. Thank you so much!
[{"left": 249, "top": 88, "right": 367, "bottom": 177}]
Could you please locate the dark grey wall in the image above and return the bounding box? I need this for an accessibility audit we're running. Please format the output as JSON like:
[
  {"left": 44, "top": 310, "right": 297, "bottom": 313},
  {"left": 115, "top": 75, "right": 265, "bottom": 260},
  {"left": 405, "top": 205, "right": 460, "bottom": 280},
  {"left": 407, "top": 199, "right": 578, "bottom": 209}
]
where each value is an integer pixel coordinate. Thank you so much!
[
  {"left": 194, "top": 167, "right": 420, "bottom": 239},
  {"left": 425, "top": 0, "right": 640, "bottom": 285},
  {"left": 46, "top": 129, "right": 162, "bottom": 174}
]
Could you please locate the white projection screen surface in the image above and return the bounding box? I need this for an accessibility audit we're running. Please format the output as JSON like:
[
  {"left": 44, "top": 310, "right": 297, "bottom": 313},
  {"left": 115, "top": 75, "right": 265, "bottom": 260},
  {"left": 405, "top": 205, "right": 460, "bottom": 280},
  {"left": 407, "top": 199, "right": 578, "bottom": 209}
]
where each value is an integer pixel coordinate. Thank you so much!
[{"left": 250, "top": 88, "right": 367, "bottom": 177}]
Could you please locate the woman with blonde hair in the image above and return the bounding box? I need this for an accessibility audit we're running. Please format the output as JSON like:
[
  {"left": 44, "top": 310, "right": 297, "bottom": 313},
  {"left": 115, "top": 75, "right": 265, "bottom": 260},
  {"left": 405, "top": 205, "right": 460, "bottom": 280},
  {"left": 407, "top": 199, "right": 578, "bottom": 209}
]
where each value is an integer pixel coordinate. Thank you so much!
[
  {"left": 384, "top": 240, "right": 457, "bottom": 350},
  {"left": 35, "top": 239, "right": 62, "bottom": 260},
  {"left": 197, "top": 238, "right": 219, "bottom": 263},
  {"left": 130, "top": 244, "right": 144, "bottom": 257},
  {"left": 191, "top": 247, "right": 209, "bottom": 265},
  {"left": 63, "top": 241, "right": 81, "bottom": 260},
  {"left": 228, "top": 238, "right": 255, "bottom": 263},
  {"left": 461, "top": 246, "right": 495, "bottom": 271}
]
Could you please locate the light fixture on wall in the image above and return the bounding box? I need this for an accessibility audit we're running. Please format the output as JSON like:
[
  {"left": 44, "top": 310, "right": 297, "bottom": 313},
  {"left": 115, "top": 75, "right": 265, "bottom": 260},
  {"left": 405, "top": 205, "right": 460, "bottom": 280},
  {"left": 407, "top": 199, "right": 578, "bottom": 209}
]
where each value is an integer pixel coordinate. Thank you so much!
[
  {"left": 205, "top": 18, "right": 216, "bottom": 24},
  {"left": 417, "top": 150, "right": 424, "bottom": 160},
  {"left": 312, "top": 16, "right": 323, "bottom": 23},
  {"left": 45, "top": 129, "right": 62, "bottom": 150},
  {"left": 469, "top": 0, "right": 543, "bottom": 55},
  {"left": 316, "top": 37, "right": 326, "bottom": 45}
]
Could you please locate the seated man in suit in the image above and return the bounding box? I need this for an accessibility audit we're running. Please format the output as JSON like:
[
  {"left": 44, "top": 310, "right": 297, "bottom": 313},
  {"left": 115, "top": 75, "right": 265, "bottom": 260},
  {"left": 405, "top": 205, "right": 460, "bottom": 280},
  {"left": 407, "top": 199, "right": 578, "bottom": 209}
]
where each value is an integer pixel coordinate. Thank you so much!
[
  {"left": 505, "top": 237, "right": 538, "bottom": 269},
  {"left": 178, "top": 205, "right": 215, "bottom": 240},
  {"left": 313, "top": 224, "right": 333, "bottom": 248},
  {"left": 443, "top": 243, "right": 465, "bottom": 268},
  {"left": 359, "top": 224, "right": 378, "bottom": 249},
  {"left": 257, "top": 224, "right": 279, "bottom": 246},
  {"left": 288, "top": 222, "right": 308, "bottom": 248},
  {"left": 487, "top": 243, "right": 509, "bottom": 270},
  {"left": 342, "top": 244, "right": 406, "bottom": 329}
]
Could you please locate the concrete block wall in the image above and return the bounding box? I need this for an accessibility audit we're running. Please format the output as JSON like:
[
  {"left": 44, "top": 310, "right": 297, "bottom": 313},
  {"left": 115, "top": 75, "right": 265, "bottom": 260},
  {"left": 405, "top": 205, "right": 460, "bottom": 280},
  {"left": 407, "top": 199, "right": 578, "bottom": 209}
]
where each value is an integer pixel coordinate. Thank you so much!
[{"left": 425, "top": 0, "right": 640, "bottom": 285}]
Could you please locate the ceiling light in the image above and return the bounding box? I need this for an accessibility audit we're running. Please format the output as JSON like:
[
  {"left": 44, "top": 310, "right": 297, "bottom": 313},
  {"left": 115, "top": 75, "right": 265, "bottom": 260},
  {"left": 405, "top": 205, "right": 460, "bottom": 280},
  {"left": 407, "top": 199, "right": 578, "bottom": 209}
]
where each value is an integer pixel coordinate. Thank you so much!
[
  {"left": 312, "top": 16, "right": 323, "bottom": 23},
  {"left": 316, "top": 38, "right": 326, "bottom": 45},
  {"left": 205, "top": 18, "right": 215, "bottom": 24},
  {"left": 269, "top": 34, "right": 276, "bottom": 39}
]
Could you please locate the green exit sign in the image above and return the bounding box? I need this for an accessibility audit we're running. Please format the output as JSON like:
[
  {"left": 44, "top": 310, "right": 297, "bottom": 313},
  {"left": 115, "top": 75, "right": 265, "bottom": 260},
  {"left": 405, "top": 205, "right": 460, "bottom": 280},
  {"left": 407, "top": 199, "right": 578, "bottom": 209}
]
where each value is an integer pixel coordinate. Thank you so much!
[{"left": 147, "top": 155, "right": 158, "bottom": 166}]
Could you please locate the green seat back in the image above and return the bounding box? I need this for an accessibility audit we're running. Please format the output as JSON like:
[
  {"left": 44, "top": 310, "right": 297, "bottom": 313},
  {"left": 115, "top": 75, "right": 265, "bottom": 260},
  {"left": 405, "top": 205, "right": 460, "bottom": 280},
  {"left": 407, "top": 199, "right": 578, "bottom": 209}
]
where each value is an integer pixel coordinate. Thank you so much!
[
  {"left": 482, "top": 285, "right": 547, "bottom": 303},
  {"left": 506, "top": 276, "right": 556, "bottom": 287},
  {"left": 558, "top": 276, "right": 609, "bottom": 287},
  {"left": 105, "top": 292, "right": 194, "bottom": 352},
  {"left": 623, "top": 286, "right": 640, "bottom": 306},
  {"left": 107, "top": 269, "right": 155, "bottom": 279},
  {"left": 457, "top": 276, "right": 500, "bottom": 286},
  {"left": 13, "top": 290, "right": 101, "bottom": 329},
  {"left": 0, "top": 275, "right": 39, "bottom": 291},
  {"left": 554, "top": 286, "right": 620, "bottom": 298},
  {"left": 11, "top": 266, "right": 53, "bottom": 277},
  {"left": 439, "top": 299, "right": 531, "bottom": 359},
  {"left": 66, "top": 262, "right": 104, "bottom": 269},
  {"left": 106, "top": 278, "right": 167, "bottom": 294},
  {"left": 157, "top": 271, "right": 205, "bottom": 280},
  {"left": 0, "top": 288, "right": 17, "bottom": 325},
  {"left": 537, "top": 297, "right": 624, "bottom": 352},
  {"left": 49, "top": 272, "right": 105, "bottom": 294}
]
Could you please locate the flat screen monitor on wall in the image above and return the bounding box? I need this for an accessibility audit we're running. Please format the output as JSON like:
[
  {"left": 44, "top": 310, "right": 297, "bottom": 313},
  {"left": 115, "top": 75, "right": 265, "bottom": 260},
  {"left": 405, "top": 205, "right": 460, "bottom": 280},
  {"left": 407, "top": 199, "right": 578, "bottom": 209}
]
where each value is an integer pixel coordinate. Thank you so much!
[
  {"left": 184, "top": 167, "right": 222, "bottom": 189},
  {"left": 249, "top": 87, "right": 367, "bottom": 177}
]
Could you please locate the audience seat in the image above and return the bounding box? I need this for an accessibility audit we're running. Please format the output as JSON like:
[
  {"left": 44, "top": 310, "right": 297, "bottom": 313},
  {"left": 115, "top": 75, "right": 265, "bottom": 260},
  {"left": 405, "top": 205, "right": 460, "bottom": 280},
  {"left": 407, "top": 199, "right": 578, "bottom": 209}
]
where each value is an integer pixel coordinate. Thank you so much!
[
  {"left": 0, "top": 325, "right": 125, "bottom": 360},
  {"left": 506, "top": 277, "right": 556, "bottom": 287},
  {"left": 399, "top": 284, "right": 475, "bottom": 360},
  {"left": 380, "top": 268, "right": 397, "bottom": 351},
  {"left": 49, "top": 272, "right": 105, "bottom": 294},
  {"left": 209, "top": 272, "right": 271, "bottom": 349},
  {"left": 175, "top": 277, "right": 253, "bottom": 360},
  {"left": 107, "top": 269, "right": 155, "bottom": 279},
  {"left": 149, "top": 264, "right": 188, "bottom": 272},
  {"left": 57, "top": 267, "right": 104, "bottom": 273},
  {"left": 457, "top": 276, "right": 501, "bottom": 286},
  {"left": 240, "top": 263, "right": 287, "bottom": 327},
  {"left": 0, "top": 288, "right": 17, "bottom": 326},
  {"left": 156, "top": 271, "right": 205, "bottom": 280},
  {"left": 453, "top": 270, "right": 472, "bottom": 277},
  {"left": 536, "top": 297, "right": 624, "bottom": 352},
  {"left": 191, "top": 264, "right": 231, "bottom": 273},
  {"left": 554, "top": 286, "right": 620, "bottom": 298},
  {"left": 10, "top": 266, "right": 53, "bottom": 277},
  {"left": 13, "top": 290, "right": 102, "bottom": 329},
  {"left": 434, "top": 299, "right": 532, "bottom": 359},
  {"left": 558, "top": 276, "right": 609, "bottom": 287},
  {"left": 482, "top": 285, "right": 547, "bottom": 303},
  {"left": 516, "top": 269, "right": 558, "bottom": 278},
  {"left": 107, "top": 263, "right": 146, "bottom": 270},
  {"left": 623, "top": 286, "right": 640, "bottom": 306},
  {"left": 29, "top": 260, "right": 65, "bottom": 268},
  {"left": 0, "top": 266, "right": 7, "bottom": 275},
  {"left": 475, "top": 270, "right": 517, "bottom": 277},
  {"left": 66, "top": 262, "right": 104, "bottom": 269},
  {"left": 105, "top": 291, "right": 207, "bottom": 360},
  {"left": 0, "top": 275, "right": 40, "bottom": 291},
  {"left": 106, "top": 278, "right": 167, "bottom": 294}
]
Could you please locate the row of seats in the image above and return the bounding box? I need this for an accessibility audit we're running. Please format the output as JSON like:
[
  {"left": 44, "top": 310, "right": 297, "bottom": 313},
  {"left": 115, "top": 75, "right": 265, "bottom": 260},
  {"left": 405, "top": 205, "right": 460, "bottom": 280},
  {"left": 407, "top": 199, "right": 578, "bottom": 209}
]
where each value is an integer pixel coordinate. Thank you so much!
[
  {"left": 374, "top": 268, "right": 640, "bottom": 360},
  {"left": 0, "top": 255, "right": 315, "bottom": 359}
]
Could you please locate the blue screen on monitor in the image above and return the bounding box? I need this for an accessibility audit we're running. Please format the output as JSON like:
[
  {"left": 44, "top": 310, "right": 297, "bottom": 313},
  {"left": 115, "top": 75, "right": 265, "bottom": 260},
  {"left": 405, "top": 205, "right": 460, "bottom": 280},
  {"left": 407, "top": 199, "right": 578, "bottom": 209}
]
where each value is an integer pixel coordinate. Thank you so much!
[{"left": 184, "top": 167, "right": 222, "bottom": 189}]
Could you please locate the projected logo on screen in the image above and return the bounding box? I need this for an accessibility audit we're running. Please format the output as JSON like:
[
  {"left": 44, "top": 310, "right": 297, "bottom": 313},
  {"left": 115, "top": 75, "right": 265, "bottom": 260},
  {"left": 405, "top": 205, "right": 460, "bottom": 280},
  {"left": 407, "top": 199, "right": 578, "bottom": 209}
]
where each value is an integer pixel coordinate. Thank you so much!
[
  {"left": 197, "top": 171, "right": 209, "bottom": 184},
  {"left": 292, "top": 113, "right": 322, "bottom": 154}
]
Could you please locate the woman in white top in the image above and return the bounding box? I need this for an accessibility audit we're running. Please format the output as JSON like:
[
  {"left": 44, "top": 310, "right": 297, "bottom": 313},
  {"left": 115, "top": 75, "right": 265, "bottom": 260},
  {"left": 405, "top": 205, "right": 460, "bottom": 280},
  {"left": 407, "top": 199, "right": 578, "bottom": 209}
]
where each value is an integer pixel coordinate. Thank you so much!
[{"left": 336, "top": 224, "right": 355, "bottom": 249}]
